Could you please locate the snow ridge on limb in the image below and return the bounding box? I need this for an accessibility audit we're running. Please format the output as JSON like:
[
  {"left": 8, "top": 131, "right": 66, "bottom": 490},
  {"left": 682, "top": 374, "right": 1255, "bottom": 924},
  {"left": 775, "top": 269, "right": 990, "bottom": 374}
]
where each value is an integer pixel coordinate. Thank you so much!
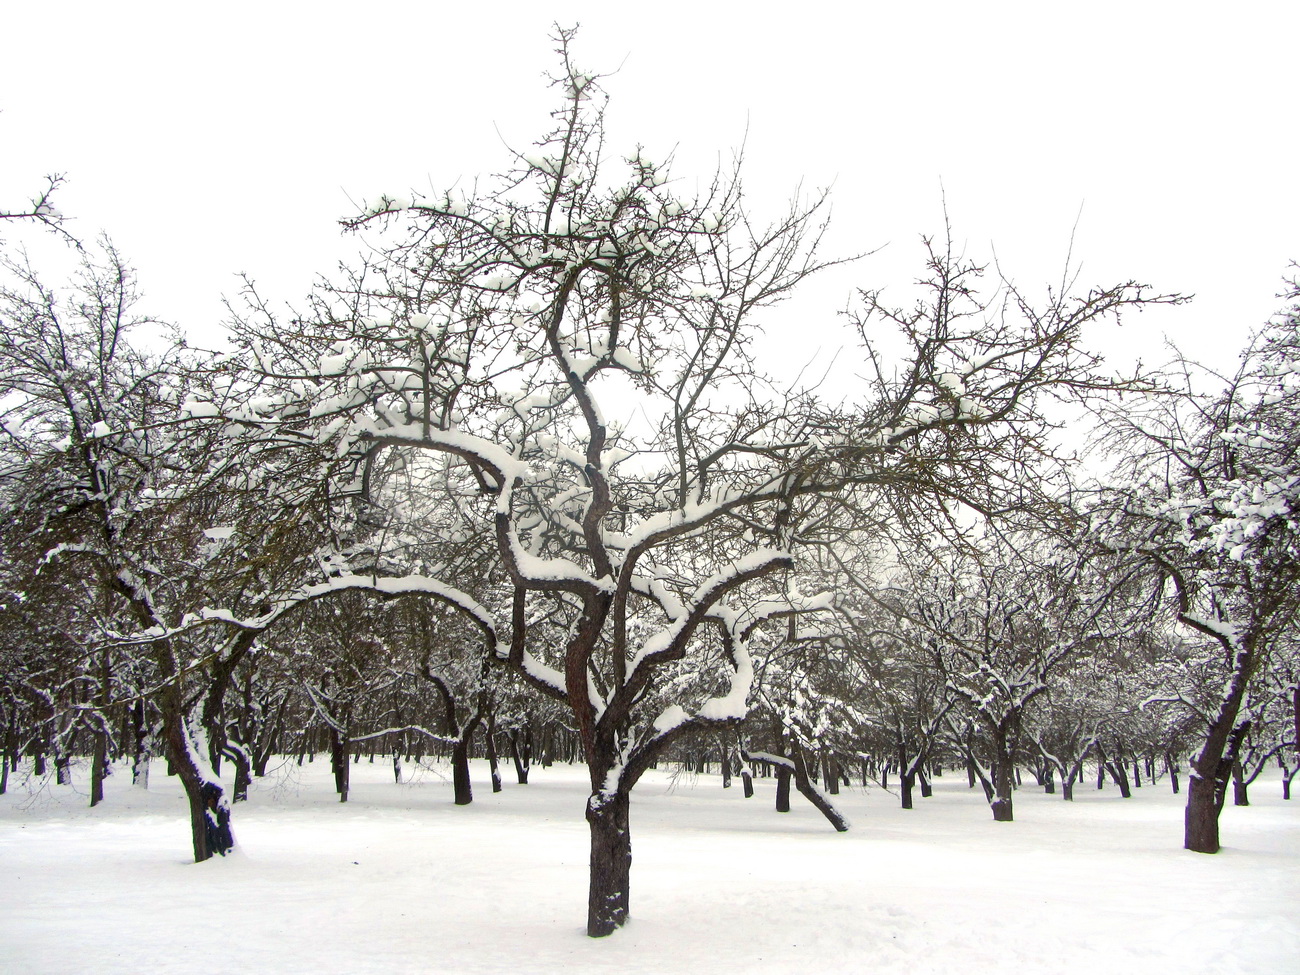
[{"left": 626, "top": 549, "right": 795, "bottom": 680}]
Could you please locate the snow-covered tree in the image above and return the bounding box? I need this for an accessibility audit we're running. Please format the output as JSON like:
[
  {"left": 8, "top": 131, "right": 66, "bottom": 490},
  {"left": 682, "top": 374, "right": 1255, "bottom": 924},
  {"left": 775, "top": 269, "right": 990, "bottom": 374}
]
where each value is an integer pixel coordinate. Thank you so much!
[
  {"left": 184, "top": 28, "right": 1185, "bottom": 935},
  {"left": 1091, "top": 274, "right": 1300, "bottom": 851}
]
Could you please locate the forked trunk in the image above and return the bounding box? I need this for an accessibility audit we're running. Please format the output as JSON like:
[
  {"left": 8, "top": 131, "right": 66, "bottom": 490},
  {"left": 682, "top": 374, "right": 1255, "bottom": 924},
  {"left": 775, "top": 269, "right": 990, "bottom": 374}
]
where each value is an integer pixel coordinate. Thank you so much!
[
  {"left": 586, "top": 788, "right": 631, "bottom": 937},
  {"left": 164, "top": 705, "right": 234, "bottom": 861}
]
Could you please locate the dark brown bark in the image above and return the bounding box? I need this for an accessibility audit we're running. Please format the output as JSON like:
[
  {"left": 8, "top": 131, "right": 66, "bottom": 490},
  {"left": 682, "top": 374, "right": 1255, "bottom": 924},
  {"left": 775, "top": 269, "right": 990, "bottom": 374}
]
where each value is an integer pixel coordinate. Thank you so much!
[
  {"left": 585, "top": 788, "right": 632, "bottom": 937},
  {"left": 162, "top": 700, "right": 233, "bottom": 861}
]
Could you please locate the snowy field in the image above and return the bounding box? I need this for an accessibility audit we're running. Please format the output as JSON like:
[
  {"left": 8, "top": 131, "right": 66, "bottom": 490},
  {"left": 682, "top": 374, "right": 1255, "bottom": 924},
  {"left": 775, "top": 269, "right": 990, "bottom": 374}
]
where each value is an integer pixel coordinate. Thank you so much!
[{"left": 2, "top": 757, "right": 1297, "bottom": 975}]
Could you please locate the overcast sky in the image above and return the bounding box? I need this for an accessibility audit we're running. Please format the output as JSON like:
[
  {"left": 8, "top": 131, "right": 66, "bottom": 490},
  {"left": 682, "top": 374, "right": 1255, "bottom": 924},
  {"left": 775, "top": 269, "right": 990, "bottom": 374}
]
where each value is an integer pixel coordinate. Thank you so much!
[{"left": 2, "top": 1, "right": 1296, "bottom": 382}]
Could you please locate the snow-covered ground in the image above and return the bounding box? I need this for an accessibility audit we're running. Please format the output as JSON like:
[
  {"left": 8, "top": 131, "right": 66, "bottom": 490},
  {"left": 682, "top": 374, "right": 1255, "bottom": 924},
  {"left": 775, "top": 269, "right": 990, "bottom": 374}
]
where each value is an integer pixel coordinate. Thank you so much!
[{"left": 3, "top": 757, "right": 1296, "bottom": 974}]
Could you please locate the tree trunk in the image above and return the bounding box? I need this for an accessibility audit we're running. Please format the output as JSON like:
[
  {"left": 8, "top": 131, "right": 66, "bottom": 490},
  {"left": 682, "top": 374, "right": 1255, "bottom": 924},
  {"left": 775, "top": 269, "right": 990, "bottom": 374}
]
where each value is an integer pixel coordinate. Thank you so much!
[
  {"left": 919, "top": 769, "right": 932, "bottom": 798},
  {"left": 330, "top": 727, "right": 350, "bottom": 803},
  {"left": 789, "top": 748, "right": 850, "bottom": 831},
  {"left": 1043, "top": 766, "right": 1055, "bottom": 794},
  {"left": 585, "top": 788, "right": 631, "bottom": 937},
  {"left": 824, "top": 753, "right": 840, "bottom": 795},
  {"left": 720, "top": 745, "right": 732, "bottom": 789},
  {"left": 486, "top": 719, "right": 503, "bottom": 794},
  {"left": 164, "top": 704, "right": 234, "bottom": 861},
  {"left": 230, "top": 743, "right": 252, "bottom": 803},
  {"left": 741, "top": 767, "right": 754, "bottom": 798},
  {"left": 452, "top": 737, "right": 473, "bottom": 805},
  {"left": 900, "top": 769, "right": 914, "bottom": 809},
  {"left": 131, "top": 700, "right": 151, "bottom": 788},
  {"left": 1185, "top": 772, "right": 1221, "bottom": 853},
  {"left": 1231, "top": 760, "right": 1248, "bottom": 806},
  {"left": 90, "top": 720, "right": 108, "bottom": 807},
  {"left": 775, "top": 766, "right": 791, "bottom": 812},
  {"left": 991, "top": 750, "right": 1014, "bottom": 822},
  {"left": 1166, "top": 752, "right": 1180, "bottom": 795},
  {"left": 510, "top": 730, "right": 531, "bottom": 784}
]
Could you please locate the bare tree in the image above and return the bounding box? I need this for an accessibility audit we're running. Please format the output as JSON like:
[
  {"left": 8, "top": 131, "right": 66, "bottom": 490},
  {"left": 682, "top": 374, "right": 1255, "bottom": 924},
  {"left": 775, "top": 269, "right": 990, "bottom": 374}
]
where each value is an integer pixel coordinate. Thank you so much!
[{"left": 1090, "top": 273, "right": 1300, "bottom": 852}]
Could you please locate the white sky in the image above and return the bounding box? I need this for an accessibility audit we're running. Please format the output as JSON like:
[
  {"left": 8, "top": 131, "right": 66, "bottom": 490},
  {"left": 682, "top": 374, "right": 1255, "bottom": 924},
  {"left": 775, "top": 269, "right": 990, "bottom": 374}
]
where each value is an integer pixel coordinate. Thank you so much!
[{"left": 2, "top": 1, "right": 1296, "bottom": 383}]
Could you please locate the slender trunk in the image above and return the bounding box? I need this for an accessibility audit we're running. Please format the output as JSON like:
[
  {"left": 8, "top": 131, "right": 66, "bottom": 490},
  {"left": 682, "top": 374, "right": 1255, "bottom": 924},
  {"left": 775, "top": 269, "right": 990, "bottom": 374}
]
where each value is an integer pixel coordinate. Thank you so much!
[
  {"left": 486, "top": 718, "right": 502, "bottom": 794},
  {"left": 54, "top": 753, "right": 71, "bottom": 785},
  {"left": 790, "top": 748, "right": 850, "bottom": 831},
  {"left": 1166, "top": 752, "right": 1181, "bottom": 795},
  {"left": 509, "top": 730, "right": 531, "bottom": 785},
  {"left": 585, "top": 788, "right": 631, "bottom": 937},
  {"left": 919, "top": 769, "right": 932, "bottom": 798},
  {"left": 1109, "top": 761, "right": 1132, "bottom": 798},
  {"left": 898, "top": 730, "right": 912, "bottom": 807},
  {"left": 1043, "top": 766, "right": 1055, "bottom": 795},
  {"left": 131, "top": 700, "right": 152, "bottom": 788},
  {"left": 452, "top": 737, "right": 473, "bottom": 805},
  {"left": 330, "top": 726, "right": 350, "bottom": 803},
  {"left": 393, "top": 752, "right": 403, "bottom": 784},
  {"left": 90, "top": 720, "right": 108, "bottom": 807},
  {"left": 720, "top": 745, "right": 732, "bottom": 789},
  {"left": 824, "top": 752, "right": 840, "bottom": 795},
  {"left": 229, "top": 742, "right": 252, "bottom": 803},
  {"left": 741, "top": 767, "right": 754, "bottom": 798}
]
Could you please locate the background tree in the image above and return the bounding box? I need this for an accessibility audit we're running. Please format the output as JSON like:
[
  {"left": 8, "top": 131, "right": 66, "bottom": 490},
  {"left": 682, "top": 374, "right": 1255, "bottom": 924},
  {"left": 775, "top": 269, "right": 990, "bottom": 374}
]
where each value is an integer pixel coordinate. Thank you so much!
[{"left": 1091, "top": 274, "right": 1300, "bottom": 851}]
